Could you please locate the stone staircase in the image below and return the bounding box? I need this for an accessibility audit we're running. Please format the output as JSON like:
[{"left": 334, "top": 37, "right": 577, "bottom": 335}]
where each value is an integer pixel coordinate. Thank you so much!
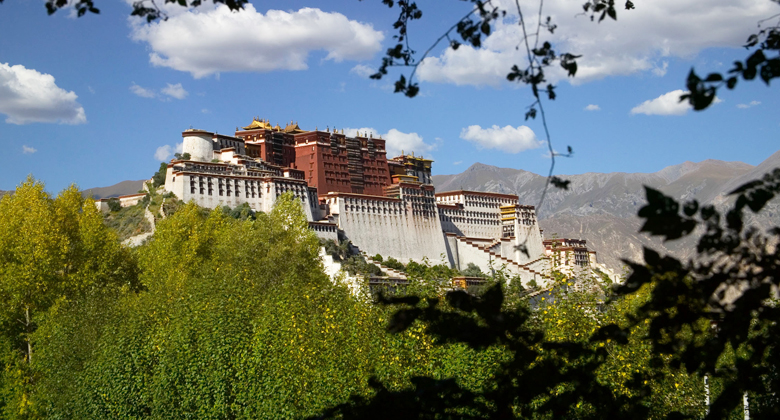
[
  {"left": 457, "top": 236, "right": 550, "bottom": 280},
  {"left": 476, "top": 238, "right": 502, "bottom": 253},
  {"left": 360, "top": 252, "right": 408, "bottom": 279},
  {"left": 122, "top": 204, "right": 157, "bottom": 247}
]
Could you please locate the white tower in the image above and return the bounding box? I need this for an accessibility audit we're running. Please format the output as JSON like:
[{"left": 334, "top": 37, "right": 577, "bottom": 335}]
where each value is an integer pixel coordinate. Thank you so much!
[{"left": 182, "top": 129, "right": 214, "bottom": 162}]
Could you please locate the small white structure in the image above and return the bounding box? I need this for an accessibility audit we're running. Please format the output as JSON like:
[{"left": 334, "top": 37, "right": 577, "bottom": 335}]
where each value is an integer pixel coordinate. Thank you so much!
[{"left": 94, "top": 192, "right": 148, "bottom": 213}]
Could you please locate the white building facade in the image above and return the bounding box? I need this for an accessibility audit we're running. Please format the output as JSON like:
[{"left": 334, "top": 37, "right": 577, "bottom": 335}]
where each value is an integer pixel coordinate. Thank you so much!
[{"left": 158, "top": 125, "right": 611, "bottom": 288}]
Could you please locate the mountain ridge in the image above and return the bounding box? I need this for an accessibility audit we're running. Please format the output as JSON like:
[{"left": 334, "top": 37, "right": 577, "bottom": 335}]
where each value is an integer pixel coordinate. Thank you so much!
[
  {"left": 81, "top": 180, "right": 147, "bottom": 200},
  {"left": 432, "top": 153, "right": 779, "bottom": 273}
]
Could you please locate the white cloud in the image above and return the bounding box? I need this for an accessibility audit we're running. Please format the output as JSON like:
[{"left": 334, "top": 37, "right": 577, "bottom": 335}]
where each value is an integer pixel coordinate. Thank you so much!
[
  {"left": 652, "top": 61, "right": 670, "bottom": 77},
  {"left": 737, "top": 100, "right": 761, "bottom": 109},
  {"left": 0, "top": 63, "right": 86, "bottom": 125},
  {"left": 343, "top": 127, "right": 436, "bottom": 158},
  {"left": 584, "top": 104, "right": 601, "bottom": 111},
  {"left": 630, "top": 90, "right": 691, "bottom": 116},
  {"left": 201, "top": 108, "right": 210, "bottom": 114},
  {"left": 131, "top": 5, "right": 384, "bottom": 78},
  {"left": 130, "top": 83, "right": 157, "bottom": 98},
  {"left": 155, "top": 145, "right": 173, "bottom": 161},
  {"left": 418, "top": 47, "right": 513, "bottom": 87},
  {"left": 416, "top": 0, "right": 776, "bottom": 87},
  {"left": 155, "top": 142, "right": 184, "bottom": 161},
  {"left": 350, "top": 64, "right": 376, "bottom": 78},
  {"left": 22, "top": 145, "right": 37, "bottom": 154},
  {"left": 459, "top": 124, "right": 543, "bottom": 154},
  {"left": 453, "top": 160, "right": 463, "bottom": 165},
  {"left": 131, "top": 82, "right": 188, "bottom": 100},
  {"left": 161, "top": 83, "right": 188, "bottom": 99}
]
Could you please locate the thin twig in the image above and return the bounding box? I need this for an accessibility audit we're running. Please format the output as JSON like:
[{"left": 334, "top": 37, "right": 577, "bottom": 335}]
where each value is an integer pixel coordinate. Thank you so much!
[
  {"left": 406, "top": 3, "right": 490, "bottom": 83},
  {"left": 756, "top": 12, "right": 780, "bottom": 27},
  {"left": 533, "top": 0, "right": 545, "bottom": 51},
  {"left": 515, "top": 0, "right": 556, "bottom": 212}
]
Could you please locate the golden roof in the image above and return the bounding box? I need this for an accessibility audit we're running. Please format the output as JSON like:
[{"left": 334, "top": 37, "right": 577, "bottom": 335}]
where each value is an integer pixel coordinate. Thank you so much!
[
  {"left": 284, "top": 121, "right": 307, "bottom": 134},
  {"left": 242, "top": 117, "right": 272, "bottom": 130}
]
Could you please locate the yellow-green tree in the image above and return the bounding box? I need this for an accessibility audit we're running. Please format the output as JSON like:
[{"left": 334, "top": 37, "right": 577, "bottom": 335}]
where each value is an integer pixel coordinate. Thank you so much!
[{"left": 0, "top": 177, "right": 137, "bottom": 419}]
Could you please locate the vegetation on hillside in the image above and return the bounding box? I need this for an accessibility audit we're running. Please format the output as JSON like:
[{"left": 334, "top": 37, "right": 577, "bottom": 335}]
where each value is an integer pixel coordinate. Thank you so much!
[
  {"left": 103, "top": 202, "right": 151, "bottom": 241},
  {"left": 1, "top": 175, "right": 778, "bottom": 418}
]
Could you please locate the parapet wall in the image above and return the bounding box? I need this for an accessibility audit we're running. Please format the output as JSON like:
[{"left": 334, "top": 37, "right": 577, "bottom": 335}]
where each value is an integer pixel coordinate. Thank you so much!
[{"left": 332, "top": 196, "right": 449, "bottom": 264}]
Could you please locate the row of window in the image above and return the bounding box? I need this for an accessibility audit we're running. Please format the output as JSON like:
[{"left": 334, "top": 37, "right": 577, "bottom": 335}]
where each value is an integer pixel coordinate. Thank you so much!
[
  {"left": 441, "top": 209, "right": 497, "bottom": 219},
  {"left": 189, "top": 176, "right": 262, "bottom": 198},
  {"left": 346, "top": 205, "right": 406, "bottom": 215},
  {"left": 343, "top": 198, "right": 403, "bottom": 209},
  {"left": 441, "top": 216, "right": 501, "bottom": 226}
]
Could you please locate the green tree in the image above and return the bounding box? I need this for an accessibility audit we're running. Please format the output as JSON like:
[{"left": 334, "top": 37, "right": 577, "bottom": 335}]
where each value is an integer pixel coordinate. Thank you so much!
[
  {"left": 610, "top": 172, "right": 780, "bottom": 418},
  {"left": 107, "top": 197, "right": 121, "bottom": 212},
  {"left": 0, "top": 178, "right": 137, "bottom": 419},
  {"left": 460, "top": 263, "right": 486, "bottom": 278},
  {"left": 34, "top": 193, "right": 476, "bottom": 419},
  {"left": 151, "top": 162, "right": 167, "bottom": 188}
]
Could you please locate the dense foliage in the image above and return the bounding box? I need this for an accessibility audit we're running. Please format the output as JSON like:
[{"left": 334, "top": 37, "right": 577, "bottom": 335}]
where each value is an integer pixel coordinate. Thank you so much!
[
  {"left": 0, "top": 184, "right": 504, "bottom": 419},
  {"left": 1, "top": 174, "right": 777, "bottom": 419}
]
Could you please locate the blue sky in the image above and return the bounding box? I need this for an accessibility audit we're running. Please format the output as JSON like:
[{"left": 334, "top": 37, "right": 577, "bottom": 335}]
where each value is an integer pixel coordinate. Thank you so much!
[{"left": 1, "top": 0, "right": 778, "bottom": 193}]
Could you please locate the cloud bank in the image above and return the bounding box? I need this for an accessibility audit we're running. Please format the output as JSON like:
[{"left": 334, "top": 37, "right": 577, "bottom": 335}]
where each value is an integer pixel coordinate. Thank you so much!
[
  {"left": 0, "top": 63, "right": 86, "bottom": 125},
  {"left": 630, "top": 90, "right": 691, "bottom": 116},
  {"left": 132, "top": 5, "right": 384, "bottom": 78},
  {"left": 737, "top": 100, "right": 761, "bottom": 109},
  {"left": 155, "top": 142, "right": 184, "bottom": 161},
  {"left": 131, "top": 82, "right": 189, "bottom": 100},
  {"left": 161, "top": 83, "right": 188, "bottom": 99},
  {"left": 460, "top": 124, "right": 543, "bottom": 153},
  {"left": 343, "top": 127, "right": 436, "bottom": 158},
  {"left": 416, "top": 0, "right": 775, "bottom": 87}
]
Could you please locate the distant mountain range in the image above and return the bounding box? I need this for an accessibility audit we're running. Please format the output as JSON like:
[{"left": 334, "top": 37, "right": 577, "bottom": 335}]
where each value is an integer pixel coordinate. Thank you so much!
[
  {"left": 81, "top": 180, "right": 146, "bottom": 200},
  {"left": 433, "top": 151, "right": 780, "bottom": 274},
  {"left": 62, "top": 151, "right": 780, "bottom": 274},
  {"left": 2, "top": 181, "right": 146, "bottom": 200}
]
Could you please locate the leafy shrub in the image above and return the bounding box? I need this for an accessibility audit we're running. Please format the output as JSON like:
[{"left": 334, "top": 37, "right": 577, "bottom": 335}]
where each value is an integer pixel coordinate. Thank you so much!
[
  {"left": 321, "top": 238, "right": 352, "bottom": 262},
  {"left": 102, "top": 202, "right": 151, "bottom": 241},
  {"left": 107, "top": 197, "right": 121, "bottom": 212},
  {"left": 342, "top": 255, "right": 384, "bottom": 277},
  {"left": 161, "top": 197, "right": 183, "bottom": 218},
  {"left": 383, "top": 257, "right": 405, "bottom": 272},
  {"left": 227, "top": 203, "right": 256, "bottom": 220},
  {"left": 460, "top": 262, "right": 486, "bottom": 278},
  {"left": 151, "top": 162, "right": 167, "bottom": 187}
]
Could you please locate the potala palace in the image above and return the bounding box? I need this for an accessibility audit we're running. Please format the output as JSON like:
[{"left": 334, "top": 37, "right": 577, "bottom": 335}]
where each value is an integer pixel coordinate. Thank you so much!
[{"left": 157, "top": 118, "right": 610, "bottom": 286}]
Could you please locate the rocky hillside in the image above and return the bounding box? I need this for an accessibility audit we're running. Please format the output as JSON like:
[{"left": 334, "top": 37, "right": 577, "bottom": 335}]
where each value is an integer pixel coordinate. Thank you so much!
[{"left": 433, "top": 151, "right": 780, "bottom": 274}]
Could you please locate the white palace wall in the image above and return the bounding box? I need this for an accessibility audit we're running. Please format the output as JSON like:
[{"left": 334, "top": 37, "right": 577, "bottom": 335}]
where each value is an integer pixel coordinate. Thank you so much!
[
  {"left": 512, "top": 217, "right": 545, "bottom": 264},
  {"left": 436, "top": 192, "right": 518, "bottom": 239},
  {"left": 328, "top": 195, "right": 449, "bottom": 265},
  {"left": 167, "top": 171, "right": 315, "bottom": 221}
]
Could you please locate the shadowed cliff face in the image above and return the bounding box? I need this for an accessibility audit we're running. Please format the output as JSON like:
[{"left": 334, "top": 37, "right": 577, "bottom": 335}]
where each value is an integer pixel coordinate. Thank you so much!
[{"left": 433, "top": 151, "right": 780, "bottom": 274}]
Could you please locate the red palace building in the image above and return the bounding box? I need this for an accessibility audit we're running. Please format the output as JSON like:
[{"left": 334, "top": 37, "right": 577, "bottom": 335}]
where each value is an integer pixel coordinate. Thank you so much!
[{"left": 234, "top": 117, "right": 433, "bottom": 198}]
